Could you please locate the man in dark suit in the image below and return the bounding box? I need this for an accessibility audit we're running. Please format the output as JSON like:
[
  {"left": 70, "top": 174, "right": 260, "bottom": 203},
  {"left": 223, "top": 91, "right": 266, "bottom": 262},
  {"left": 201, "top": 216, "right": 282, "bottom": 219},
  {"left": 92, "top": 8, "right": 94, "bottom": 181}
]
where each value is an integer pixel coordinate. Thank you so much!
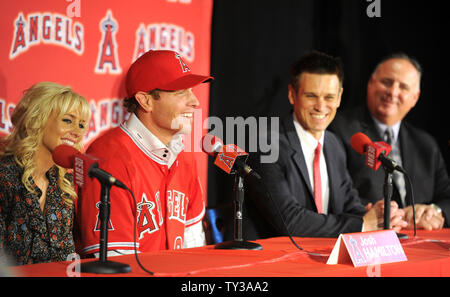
[
  {"left": 329, "top": 53, "right": 449, "bottom": 230},
  {"left": 242, "top": 51, "right": 406, "bottom": 239}
]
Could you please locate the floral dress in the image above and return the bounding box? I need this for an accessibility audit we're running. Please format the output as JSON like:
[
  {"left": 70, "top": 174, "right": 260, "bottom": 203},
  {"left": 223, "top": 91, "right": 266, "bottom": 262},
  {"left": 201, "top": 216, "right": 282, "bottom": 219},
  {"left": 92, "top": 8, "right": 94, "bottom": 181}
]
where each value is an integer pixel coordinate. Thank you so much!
[{"left": 0, "top": 155, "right": 75, "bottom": 265}]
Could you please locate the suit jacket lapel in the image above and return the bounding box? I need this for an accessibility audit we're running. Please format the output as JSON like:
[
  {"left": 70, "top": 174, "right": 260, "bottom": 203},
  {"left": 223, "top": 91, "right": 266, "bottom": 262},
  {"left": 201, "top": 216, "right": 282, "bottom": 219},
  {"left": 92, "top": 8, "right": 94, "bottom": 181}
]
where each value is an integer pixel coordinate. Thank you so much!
[
  {"left": 323, "top": 132, "right": 336, "bottom": 213},
  {"left": 282, "top": 115, "right": 314, "bottom": 197},
  {"left": 398, "top": 122, "right": 411, "bottom": 173},
  {"left": 398, "top": 122, "right": 412, "bottom": 206},
  {"left": 360, "top": 105, "right": 383, "bottom": 141}
]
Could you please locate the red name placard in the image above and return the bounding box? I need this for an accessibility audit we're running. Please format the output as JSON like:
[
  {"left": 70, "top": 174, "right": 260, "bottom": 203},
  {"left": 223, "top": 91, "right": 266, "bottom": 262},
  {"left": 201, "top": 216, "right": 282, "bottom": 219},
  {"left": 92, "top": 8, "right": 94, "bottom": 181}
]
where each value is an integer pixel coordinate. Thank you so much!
[{"left": 327, "top": 230, "right": 407, "bottom": 267}]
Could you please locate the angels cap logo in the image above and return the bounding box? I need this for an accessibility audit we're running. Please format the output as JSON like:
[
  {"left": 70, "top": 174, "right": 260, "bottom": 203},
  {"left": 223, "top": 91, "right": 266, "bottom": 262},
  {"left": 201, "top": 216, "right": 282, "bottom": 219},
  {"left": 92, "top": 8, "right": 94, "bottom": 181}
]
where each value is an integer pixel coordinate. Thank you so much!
[{"left": 175, "top": 53, "right": 190, "bottom": 73}]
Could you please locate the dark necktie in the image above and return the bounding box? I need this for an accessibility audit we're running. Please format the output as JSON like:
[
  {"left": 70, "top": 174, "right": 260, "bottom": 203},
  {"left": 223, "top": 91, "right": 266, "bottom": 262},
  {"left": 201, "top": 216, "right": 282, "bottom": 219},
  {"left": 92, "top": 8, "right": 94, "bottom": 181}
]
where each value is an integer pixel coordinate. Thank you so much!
[
  {"left": 313, "top": 142, "right": 323, "bottom": 213},
  {"left": 384, "top": 128, "right": 406, "bottom": 207}
]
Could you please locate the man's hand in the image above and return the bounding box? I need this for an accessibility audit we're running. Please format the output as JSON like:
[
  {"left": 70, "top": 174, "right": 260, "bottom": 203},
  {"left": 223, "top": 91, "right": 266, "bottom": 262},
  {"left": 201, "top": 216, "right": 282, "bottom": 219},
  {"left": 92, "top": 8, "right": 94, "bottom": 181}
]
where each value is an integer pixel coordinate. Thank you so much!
[
  {"left": 403, "top": 204, "right": 444, "bottom": 230},
  {"left": 363, "top": 200, "right": 407, "bottom": 232}
]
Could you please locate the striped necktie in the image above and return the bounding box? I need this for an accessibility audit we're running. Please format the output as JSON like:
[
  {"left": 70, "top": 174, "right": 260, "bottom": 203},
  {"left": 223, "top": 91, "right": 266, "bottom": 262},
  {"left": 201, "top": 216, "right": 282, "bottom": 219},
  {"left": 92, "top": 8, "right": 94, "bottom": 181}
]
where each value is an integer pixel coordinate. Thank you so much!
[{"left": 384, "top": 127, "right": 406, "bottom": 207}]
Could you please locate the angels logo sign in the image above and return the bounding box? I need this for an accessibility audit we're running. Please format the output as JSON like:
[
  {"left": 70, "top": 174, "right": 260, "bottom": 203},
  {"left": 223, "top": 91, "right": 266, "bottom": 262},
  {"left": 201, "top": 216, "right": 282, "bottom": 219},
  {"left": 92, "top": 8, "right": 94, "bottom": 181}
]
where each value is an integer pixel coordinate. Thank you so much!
[
  {"left": 84, "top": 98, "right": 128, "bottom": 143},
  {"left": 9, "top": 12, "right": 84, "bottom": 59},
  {"left": 132, "top": 23, "right": 194, "bottom": 62},
  {"left": 95, "top": 10, "right": 121, "bottom": 74}
]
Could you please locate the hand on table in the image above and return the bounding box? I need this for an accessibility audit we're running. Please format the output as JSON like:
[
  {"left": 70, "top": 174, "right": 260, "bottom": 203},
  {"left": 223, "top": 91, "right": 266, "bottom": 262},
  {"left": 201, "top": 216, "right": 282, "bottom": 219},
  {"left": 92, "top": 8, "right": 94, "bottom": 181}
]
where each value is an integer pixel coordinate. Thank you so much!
[
  {"left": 403, "top": 204, "right": 445, "bottom": 230},
  {"left": 363, "top": 199, "right": 407, "bottom": 232}
]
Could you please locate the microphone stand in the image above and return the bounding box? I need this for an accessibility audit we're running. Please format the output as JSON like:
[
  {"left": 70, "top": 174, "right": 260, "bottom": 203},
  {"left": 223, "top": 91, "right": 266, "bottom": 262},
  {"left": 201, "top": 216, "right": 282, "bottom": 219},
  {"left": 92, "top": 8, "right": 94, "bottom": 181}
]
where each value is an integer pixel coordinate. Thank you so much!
[
  {"left": 215, "top": 174, "right": 262, "bottom": 250},
  {"left": 382, "top": 165, "right": 408, "bottom": 239},
  {"left": 80, "top": 182, "right": 131, "bottom": 273},
  {"left": 383, "top": 170, "right": 393, "bottom": 230}
]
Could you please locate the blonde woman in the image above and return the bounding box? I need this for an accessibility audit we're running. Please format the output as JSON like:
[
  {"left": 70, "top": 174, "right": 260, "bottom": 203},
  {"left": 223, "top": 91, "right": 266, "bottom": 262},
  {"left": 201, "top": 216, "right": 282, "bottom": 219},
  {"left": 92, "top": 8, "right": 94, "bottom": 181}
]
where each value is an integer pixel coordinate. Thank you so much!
[{"left": 0, "top": 82, "right": 91, "bottom": 265}]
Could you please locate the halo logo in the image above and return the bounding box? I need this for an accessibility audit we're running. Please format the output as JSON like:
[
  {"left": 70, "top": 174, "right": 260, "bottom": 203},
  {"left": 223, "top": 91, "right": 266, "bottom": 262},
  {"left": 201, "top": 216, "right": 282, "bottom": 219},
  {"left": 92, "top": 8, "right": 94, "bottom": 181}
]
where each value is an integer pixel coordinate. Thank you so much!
[{"left": 95, "top": 10, "right": 121, "bottom": 74}]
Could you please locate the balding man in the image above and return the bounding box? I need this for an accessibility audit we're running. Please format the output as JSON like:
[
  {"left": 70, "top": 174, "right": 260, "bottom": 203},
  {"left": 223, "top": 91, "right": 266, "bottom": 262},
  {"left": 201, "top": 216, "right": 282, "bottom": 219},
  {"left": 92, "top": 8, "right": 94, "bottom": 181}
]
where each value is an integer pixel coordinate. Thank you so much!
[{"left": 330, "top": 53, "right": 450, "bottom": 230}]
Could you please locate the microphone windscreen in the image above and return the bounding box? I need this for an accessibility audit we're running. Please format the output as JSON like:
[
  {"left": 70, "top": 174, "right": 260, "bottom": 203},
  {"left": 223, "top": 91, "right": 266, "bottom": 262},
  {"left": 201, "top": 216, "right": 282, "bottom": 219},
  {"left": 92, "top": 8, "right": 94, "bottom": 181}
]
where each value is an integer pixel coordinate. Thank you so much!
[
  {"left": 350, "top": 132, "right": 372, "bottom": 155},
  {"left": 201, "top": 134, "right": 223, "bottom": 156},
  {"left": 52, "top": 144, "right": 78, "bottom": 168}
]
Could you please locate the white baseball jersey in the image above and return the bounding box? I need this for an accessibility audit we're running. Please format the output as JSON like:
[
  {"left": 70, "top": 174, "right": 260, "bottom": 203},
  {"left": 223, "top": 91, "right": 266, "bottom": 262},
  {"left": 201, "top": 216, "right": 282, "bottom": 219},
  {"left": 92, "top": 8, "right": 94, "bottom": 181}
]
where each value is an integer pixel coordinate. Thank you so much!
[{"left": 75, "top": 114, "right": 205, "bottom": 255}]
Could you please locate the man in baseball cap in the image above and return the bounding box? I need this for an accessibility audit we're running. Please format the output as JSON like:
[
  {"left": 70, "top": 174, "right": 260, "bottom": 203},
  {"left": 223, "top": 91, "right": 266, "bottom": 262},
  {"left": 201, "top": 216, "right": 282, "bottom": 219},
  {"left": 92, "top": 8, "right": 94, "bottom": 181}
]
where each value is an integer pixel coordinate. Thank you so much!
[
  {"left": 76, "top": 50, "right": 213, "bottom": 257},
  {"left": 125, "top": 49, "right": 213, "bottom": 140}
]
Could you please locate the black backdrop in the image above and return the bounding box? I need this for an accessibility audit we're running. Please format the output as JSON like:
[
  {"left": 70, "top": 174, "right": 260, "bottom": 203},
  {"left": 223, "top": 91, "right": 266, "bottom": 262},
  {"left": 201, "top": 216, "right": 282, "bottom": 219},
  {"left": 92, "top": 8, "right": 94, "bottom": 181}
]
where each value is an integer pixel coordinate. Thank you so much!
[{"left": 207, "top": 0, "right": 450, "bottom": 208}]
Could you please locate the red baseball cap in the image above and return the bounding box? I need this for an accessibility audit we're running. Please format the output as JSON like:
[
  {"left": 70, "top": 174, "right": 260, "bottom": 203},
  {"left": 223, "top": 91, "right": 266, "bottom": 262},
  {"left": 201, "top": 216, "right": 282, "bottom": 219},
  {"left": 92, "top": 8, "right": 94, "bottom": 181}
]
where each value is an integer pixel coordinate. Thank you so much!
[{"left": 126, "top": 50, "right": 213, "bottom": 97}]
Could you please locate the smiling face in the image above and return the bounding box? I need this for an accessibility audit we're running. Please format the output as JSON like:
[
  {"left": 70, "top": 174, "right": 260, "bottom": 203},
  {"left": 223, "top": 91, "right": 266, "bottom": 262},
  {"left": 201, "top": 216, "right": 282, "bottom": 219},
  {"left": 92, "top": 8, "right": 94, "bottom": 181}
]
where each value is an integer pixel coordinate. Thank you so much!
[
  {"left": 41, "top": 109, "right": 88, "bottom": 153},
  {"left": 367, "top": 58, "right": 420, "bottom": 126},
  {"left": 289, "top": 72, "right": 343, "bottom": 140},
  {"left": 136, "top": 88, "right": 200, "bottom": 144}
]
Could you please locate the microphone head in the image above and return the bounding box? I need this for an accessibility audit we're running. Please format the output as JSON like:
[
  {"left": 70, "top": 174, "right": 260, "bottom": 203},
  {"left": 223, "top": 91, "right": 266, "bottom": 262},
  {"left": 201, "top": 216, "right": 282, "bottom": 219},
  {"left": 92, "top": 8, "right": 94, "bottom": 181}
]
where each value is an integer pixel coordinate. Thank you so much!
[
  {"left": 350, "top": 132, "right": 372, "bottom": 155},
  {"left": 201, "top": 134, "right": 223, "bottom": 156},
  {"left": 52, "top": 144, "right": 78, "bottom": 168}
]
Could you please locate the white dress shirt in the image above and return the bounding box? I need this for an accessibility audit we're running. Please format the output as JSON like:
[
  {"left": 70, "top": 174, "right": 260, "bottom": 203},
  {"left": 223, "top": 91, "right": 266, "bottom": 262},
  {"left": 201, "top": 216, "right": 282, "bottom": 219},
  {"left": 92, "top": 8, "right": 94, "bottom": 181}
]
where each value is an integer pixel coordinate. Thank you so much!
[{"left": 292, "top": 114, "right": 330, "bottom": 214}]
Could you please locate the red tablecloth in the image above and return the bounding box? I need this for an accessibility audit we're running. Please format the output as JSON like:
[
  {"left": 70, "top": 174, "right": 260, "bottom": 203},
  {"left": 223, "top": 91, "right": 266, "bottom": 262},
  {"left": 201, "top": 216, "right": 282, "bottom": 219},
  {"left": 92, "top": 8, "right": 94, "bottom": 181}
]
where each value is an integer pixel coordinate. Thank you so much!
[{"left": 10, "top": 229, "right": 450, "bottom": 277}]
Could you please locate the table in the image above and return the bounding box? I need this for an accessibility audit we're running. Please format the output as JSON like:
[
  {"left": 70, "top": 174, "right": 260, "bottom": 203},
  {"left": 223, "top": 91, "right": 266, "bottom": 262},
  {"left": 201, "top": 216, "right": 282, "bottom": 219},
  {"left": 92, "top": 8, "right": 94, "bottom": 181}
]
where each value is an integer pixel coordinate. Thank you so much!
[{"left": 10, "top": 229, "right": 450, "bottom": 277}]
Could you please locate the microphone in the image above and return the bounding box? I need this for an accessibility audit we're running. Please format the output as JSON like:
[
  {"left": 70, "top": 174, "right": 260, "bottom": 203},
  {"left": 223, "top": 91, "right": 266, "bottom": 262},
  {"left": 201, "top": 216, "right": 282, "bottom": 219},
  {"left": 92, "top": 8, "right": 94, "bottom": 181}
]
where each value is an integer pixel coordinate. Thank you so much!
[
  {"left": 52, "top": 144, "right": 127, "bottom": 189},
  {"left": 350, "top": 132, "right": 415, "bottom": 237},
  {"left": 201, "top": 134, "right": 261, "bottom": 179},
  {"left": 350, "top": 132, "right": 404, "bottom": 173}
]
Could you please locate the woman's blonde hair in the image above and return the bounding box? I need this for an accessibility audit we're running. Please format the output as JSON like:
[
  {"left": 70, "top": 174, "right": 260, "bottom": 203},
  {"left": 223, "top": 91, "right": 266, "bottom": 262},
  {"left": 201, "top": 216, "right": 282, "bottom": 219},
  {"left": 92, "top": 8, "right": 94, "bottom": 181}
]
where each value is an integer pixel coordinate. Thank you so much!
[{"left": 0, "top": 82, "right": 91, "bottom": 206}]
